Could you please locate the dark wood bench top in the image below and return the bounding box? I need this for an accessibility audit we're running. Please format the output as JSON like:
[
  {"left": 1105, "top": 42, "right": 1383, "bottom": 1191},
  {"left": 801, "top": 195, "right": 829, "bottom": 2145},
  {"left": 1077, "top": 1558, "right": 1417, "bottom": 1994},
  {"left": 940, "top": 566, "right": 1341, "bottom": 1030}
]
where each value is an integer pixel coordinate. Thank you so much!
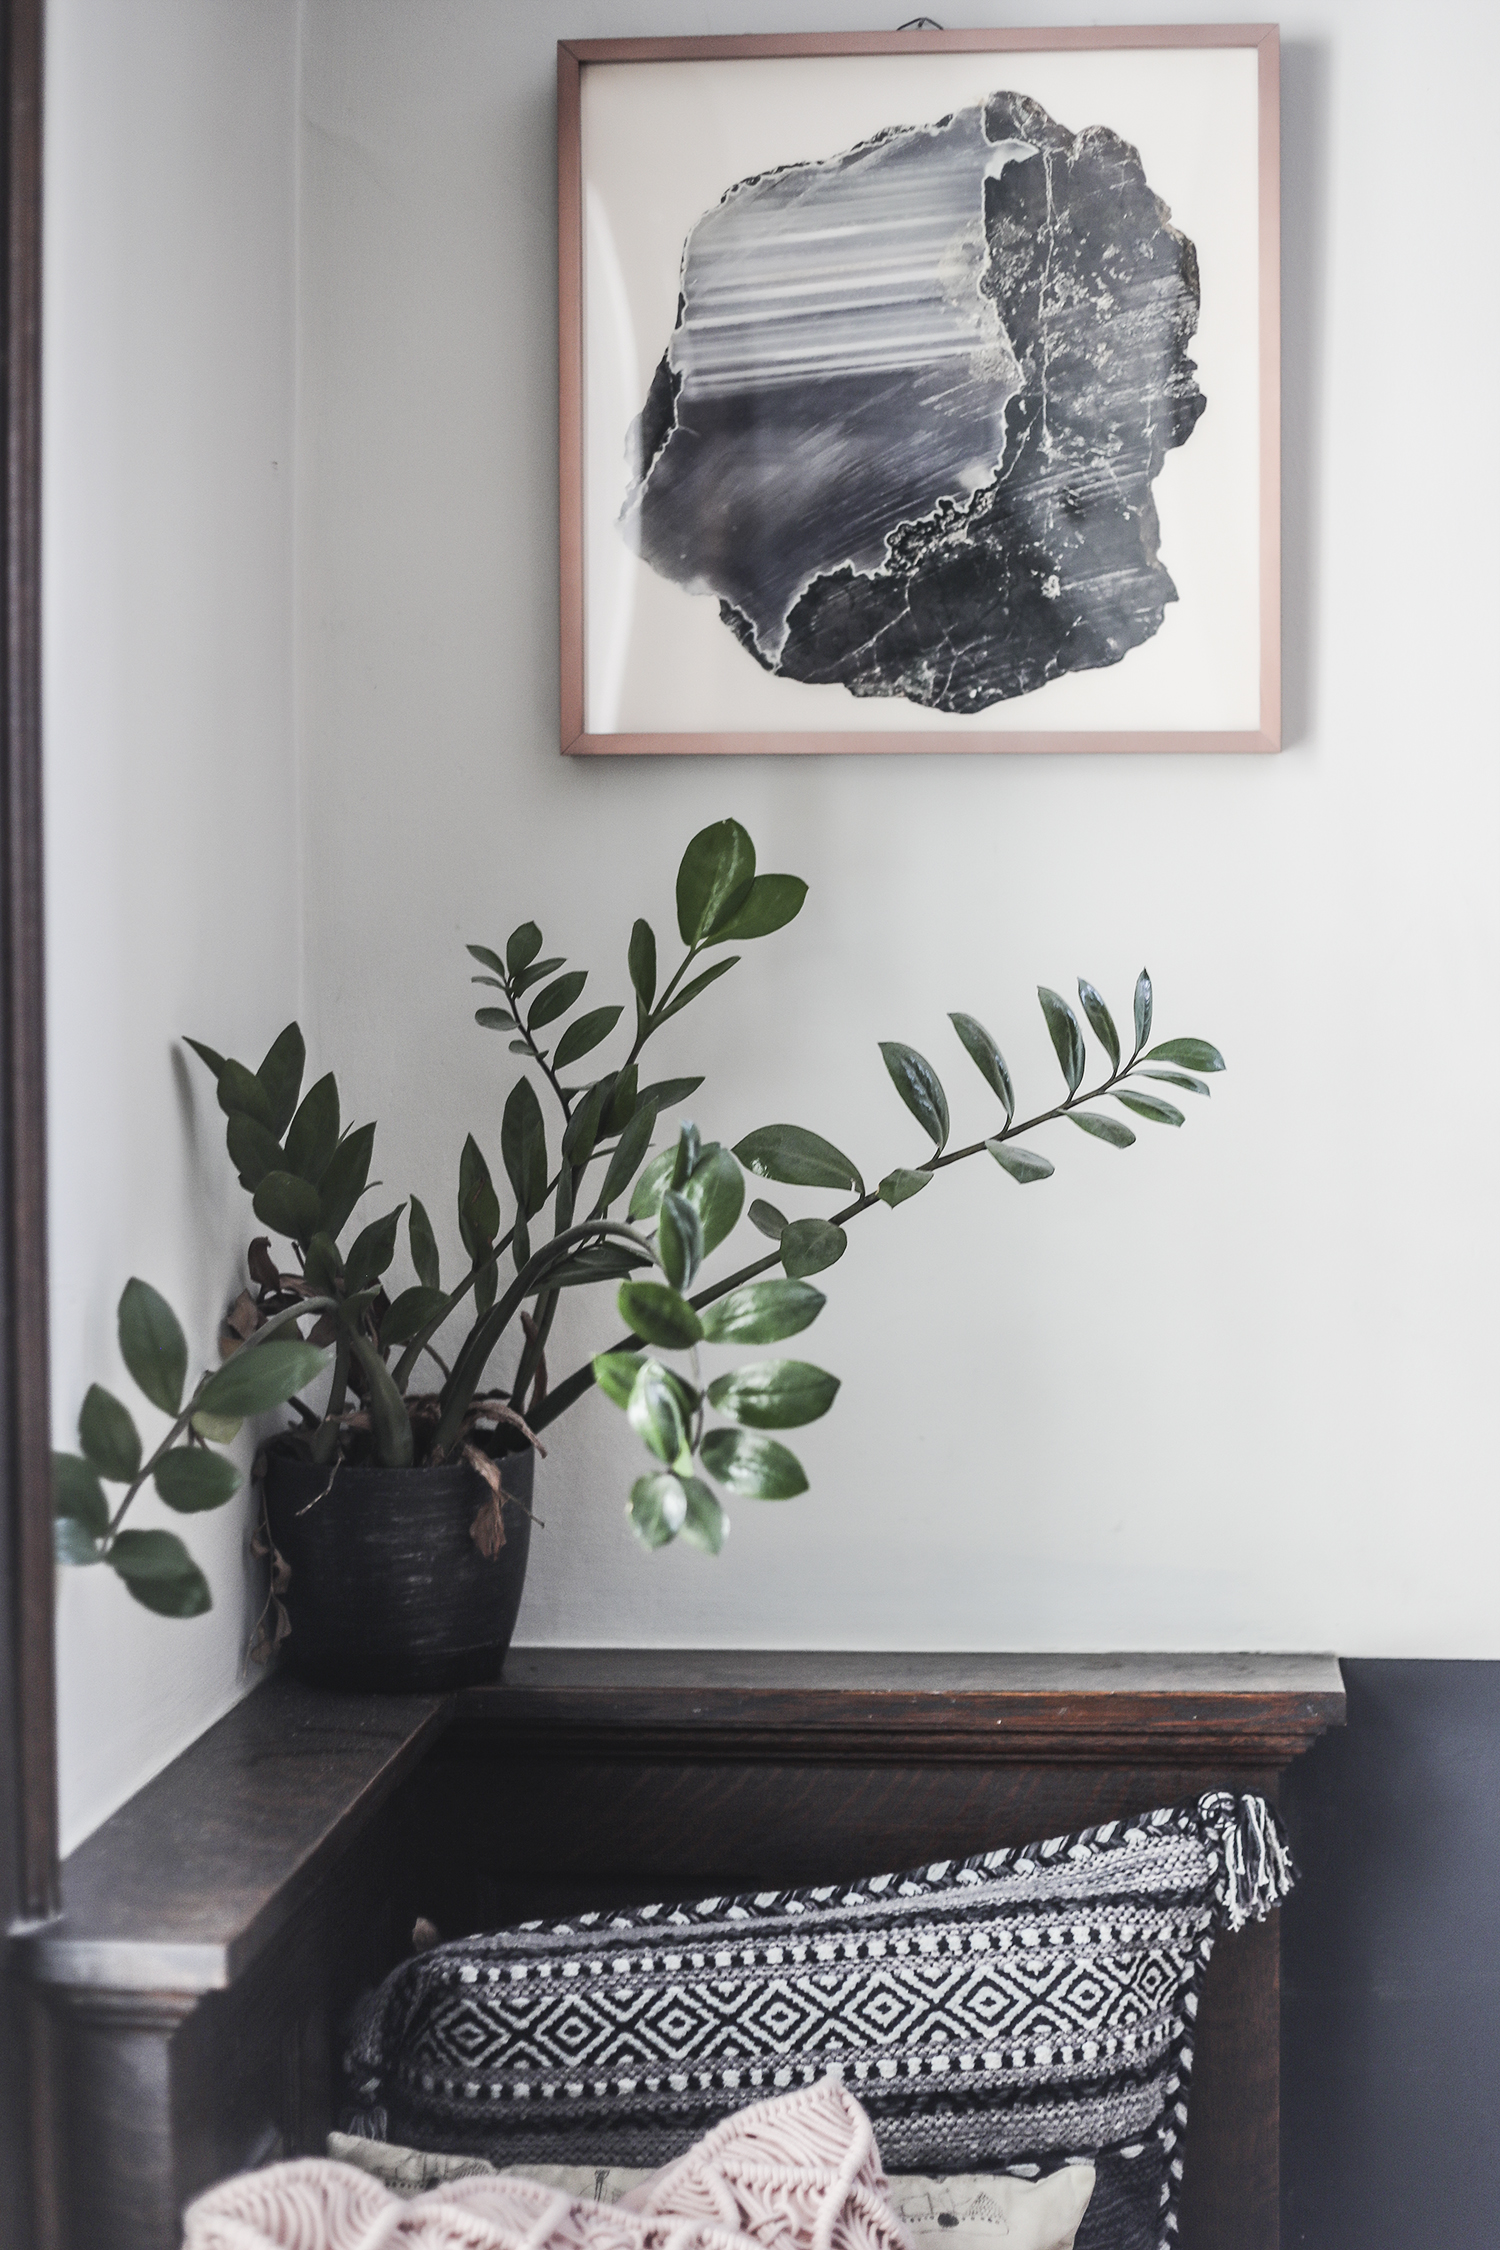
[{"left": 26, "top": 1652, "right": 1344, "bottom": 1996}]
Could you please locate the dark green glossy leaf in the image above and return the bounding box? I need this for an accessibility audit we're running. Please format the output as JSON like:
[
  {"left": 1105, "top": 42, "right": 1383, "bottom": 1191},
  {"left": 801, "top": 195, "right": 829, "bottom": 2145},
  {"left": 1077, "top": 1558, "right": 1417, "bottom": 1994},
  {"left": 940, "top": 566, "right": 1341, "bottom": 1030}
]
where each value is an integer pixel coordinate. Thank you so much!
[
  {"left": 284, "top": 1073, "right": 340, "bottom": 1185},
  {"left": 1038, "top": 988, "right": 1085, "bottom": 1094},
  {"left": 78, "top": 1384, "right": 141, "bottom": 1482},
  {"left": 628, "top": 919, "right": 657, "bottom": 1013},
  {"left": 670, "top": 1121, "right": 703, "bottom": 1189},
  {"left": 118, "top": 1278, "right": 188, "bottom": 1415},
  {"left": 528, "top": 969, "right": 587, "bottom": 1032},
  {"left": 226, "top": 1110, "right": 284, "bottom": 1191},
  {"left": 475, "top": 1006, "right": 517, "bottom": 1033},
  {"left": 153, "top": 1446, "right": 242, "bottom": 1513},
  {"left": 458, "top": 1136, "right": 501, "bottom": 1261},
  {"left": 1113, "top": 1087, "right": 1184, "bottom": 1127},
  {"left": 183, "top": 1036, "right": 226, "bottom": 1080},
  {"left": 628, "top": 1469, "right": 687, "bottom": 1547},
  {"left": 734, "top": 1124, "right": 863, "bottom": 1197},
  {"left": 628, "top": 1148, "right": 676, "bottom": 1223},
  {"left": 986, "top": 1140, "right": 1054, "bottom": 1184},
  {"left": 344, "top": 1204, "right": 405, "bottom": 1294},
  {"left": 381, "top": 1285, "right": 448, "bottom": 1346},
  {"left": 1077, "top": 980, "right": 1120, "bottom": 1071},
  {"left": 654, "top": 956, "right": 737, "bottom": 1025},
  {"left": 506, "top": 922, "right": 543, "bottom": 975},
  {"left": 216, "top": 1058, "right": 274, "bottom": 1128},
  {"left": 699, "top": 1427, "right": 807, "bottom": 1498},
  {"left": 626, "top": 1362, "right": 690, "bottom": 1469},
  {"left": 304, "top": 1232, "right": 343, "bottom": 1297},
  {"left": 679, "top": 1477, "right": 728, "bottom": 1552},
  {"left": 561, "top": 1076, "right": 612, "bottom": 1168},
  {"left": 467, "top": 941, "right": 507, "bottom": 979},
  {"left": 699, "top": 1279, "right": 824, "bottom": 1345},
  {"left": 511, "top": 954, "right": 565, "bottom": 996},
  {"left": 706, "top": 1359, "right": 839, "bottom": 1430},
  {"left": 54, "top": 1452, "right": 109, "bottom": 1532},
  {"left": 1146, "top": 1037, "right": 1226, "bottom": 1073},
  {"left": 500, "top": 1077, "right": 549, "bottom": 1219},
  {"left": 604, "top": 1063, "right": 639, "bottom": 1135},
  {"left": 471, "top": 975, "right": 505, "bottom": 991},
  {"left": 317, "top": 1122, "right": 376, "bottom": 1241},
  {"left": 256, "top": 1023, "right": 306, "bottom": 1138},
  {"left": 617, "top": 1279, "right": 703, "bottom": 1349},
  {"left": 337, "top": 1287, "right": 381, "bottom": 1329},
  {"left": 780, "top": 1217, "right": 846, "bottom": 1278},
  {"left": 253, "top": 1169, "right": 322, "bottom": 1243},
  {"left": 703, "top": 873, "right": 807, "bottom": 945},
  {"left": 109, "top": 1529, "right": 212, "bottom": 1617},
  {"left": 676, "top": 818, "right": 756, "bottom": 945},
  {"left": 878, "top": 1167, "right": 931, "bottom": 1208},
  {"left": 554, "top": 1006, "right": 623, "bottom": 1069},
  {"left": 348, "top": 1332, "right": 414, "bottom": 1467},
  {"left": 195, "top": 1338, "right": 331, "bottom": 1419},
  {"left": 681, "top": 1144, "right": 744, "bottom": 1256},
  {"left": 1140, "top": 1067, "right": 1210, "bottom": 1098},
  {"left": 1133, "top": 968, "right": 1153, "bottom": 1056},
  {"left": 1069, "top": 1110, "right": 1136, "bottom": 1147},
  {"left": 747, "top": 1199, "right": 788, "bottom": 1240},
  {"left": 593, "top": 1350, "right": 644, "bottom": 1409},
  {"left": 879, "top": 1041, "right": 949, "bottom": 1151},
  {"left": 948, "top": 1013, "right": 1014, "bottom": 1120},
  {"left": 637, "top": 1075, "right": 705, "bottom": 1112},
  {"left": 657, "top": 1190, "right": 703, "bottom": 1291},
  {"left": 595, "top": 1100, "right": 658, "bottom": 1217},
  {"left": 409, "top": 1196, "right": 441, "bottom": 1291}
]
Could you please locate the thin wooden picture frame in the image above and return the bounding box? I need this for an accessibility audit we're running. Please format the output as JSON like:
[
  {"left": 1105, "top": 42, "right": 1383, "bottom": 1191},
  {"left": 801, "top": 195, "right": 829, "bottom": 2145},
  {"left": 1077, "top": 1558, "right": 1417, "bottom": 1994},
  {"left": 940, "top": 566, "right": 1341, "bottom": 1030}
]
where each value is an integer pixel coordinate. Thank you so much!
[{"left": 558, "top": 25, "right": 1279, "bottom": 757}]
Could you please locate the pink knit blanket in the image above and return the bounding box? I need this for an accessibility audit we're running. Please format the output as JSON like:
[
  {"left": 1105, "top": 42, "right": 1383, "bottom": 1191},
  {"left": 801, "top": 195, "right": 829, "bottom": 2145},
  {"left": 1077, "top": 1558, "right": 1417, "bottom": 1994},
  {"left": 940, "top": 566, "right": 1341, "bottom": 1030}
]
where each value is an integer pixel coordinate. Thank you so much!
[{"left": 183, "top": 2080, "right": 914, "bottom": 2250}]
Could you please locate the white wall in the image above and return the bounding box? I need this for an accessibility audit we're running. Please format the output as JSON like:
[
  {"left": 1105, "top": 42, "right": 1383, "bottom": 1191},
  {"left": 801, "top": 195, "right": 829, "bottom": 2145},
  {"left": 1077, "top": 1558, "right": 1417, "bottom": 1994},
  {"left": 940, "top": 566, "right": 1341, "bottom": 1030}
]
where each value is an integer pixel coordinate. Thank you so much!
[
  {"left": 295, "top": 0, "right": 1500, "bottom": 1661},
  {"left": 45, "top": 0, "right": 302, "bottom": 1850},
  {"left": 45, "top": 0, "right": 1500, "bottom": 1850}
]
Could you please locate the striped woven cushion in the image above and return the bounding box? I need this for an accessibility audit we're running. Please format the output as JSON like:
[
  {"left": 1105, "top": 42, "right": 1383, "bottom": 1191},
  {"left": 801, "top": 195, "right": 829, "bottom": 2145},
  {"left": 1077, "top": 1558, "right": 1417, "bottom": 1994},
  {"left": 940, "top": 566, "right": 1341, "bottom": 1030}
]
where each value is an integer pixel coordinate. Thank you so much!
[{"left": 343, "top": 1792, "right": 1292, "bottom": 2247}]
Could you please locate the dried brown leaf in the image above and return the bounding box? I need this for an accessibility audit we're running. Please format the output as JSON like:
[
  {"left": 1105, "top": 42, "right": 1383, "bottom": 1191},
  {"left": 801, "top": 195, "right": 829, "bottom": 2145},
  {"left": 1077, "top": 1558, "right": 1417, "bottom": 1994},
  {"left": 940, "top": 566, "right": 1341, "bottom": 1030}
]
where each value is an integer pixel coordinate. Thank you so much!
[
  {"left": 248, "top": 1236, "right": 280, "bottom": 1292},
  {"left": 465, "top": 1443, "right": 507, "bottom": 1557}
]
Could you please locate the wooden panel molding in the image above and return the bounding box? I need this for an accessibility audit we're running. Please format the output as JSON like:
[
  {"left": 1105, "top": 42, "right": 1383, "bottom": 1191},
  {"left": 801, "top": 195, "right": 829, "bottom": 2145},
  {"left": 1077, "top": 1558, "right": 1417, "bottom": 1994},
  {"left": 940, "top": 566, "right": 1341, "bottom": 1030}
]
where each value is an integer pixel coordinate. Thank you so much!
[{"left": 24, "top": 1656, "right": 1343, "bottom": 2250}]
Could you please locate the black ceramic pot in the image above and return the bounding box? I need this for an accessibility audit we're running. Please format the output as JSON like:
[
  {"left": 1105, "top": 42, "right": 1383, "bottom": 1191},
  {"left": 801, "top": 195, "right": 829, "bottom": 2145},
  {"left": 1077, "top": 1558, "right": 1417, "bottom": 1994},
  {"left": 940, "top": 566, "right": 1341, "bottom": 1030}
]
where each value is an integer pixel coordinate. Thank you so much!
[{"left": 260, "top": 1449, "right": 533, "bottom": 1692}]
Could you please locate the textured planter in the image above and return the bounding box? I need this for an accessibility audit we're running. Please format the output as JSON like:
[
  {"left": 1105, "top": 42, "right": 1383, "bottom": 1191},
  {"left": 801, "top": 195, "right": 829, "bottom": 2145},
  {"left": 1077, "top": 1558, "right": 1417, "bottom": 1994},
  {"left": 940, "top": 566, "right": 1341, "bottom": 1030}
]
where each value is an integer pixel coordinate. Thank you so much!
[{"left": 260, "top": 1449, "right": 533, "bottom": 1692}]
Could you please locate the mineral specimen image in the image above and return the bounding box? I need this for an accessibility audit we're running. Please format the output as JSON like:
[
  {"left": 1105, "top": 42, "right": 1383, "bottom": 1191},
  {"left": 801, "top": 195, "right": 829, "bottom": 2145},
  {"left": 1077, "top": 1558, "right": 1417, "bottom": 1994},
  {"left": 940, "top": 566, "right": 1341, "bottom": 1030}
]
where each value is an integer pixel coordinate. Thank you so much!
[{"left": 619, "top": 92, "right": 1207, "bottom": 714}]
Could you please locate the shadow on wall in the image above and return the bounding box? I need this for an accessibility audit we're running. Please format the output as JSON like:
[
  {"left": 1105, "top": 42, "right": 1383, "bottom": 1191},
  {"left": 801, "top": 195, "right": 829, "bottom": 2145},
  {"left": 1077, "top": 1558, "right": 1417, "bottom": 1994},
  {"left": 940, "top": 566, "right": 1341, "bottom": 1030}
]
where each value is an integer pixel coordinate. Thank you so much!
[
  {"left": 1279, "top": 1660, "right": 1500, "bottom": 2246},
  {"left": 1279, "top": 40, "right": 1330, "bottom": 753}
]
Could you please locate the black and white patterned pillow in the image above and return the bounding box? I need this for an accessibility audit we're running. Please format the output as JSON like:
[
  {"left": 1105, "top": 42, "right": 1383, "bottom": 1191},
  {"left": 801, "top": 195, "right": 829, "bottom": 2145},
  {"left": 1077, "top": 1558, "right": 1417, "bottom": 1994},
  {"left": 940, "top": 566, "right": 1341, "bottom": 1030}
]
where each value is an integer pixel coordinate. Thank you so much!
[{"left": 344, "top": 1792, "right": 1293, "bottom": 2248}]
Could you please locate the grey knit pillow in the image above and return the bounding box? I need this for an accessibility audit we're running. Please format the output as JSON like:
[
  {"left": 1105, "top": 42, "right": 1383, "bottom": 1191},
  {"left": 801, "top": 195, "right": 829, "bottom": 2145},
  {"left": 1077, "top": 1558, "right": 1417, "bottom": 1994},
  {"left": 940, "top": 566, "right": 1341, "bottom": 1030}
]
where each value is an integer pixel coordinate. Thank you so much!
[{"left": 344, "top": 1792, "right": 1293, "bottom": 2249}]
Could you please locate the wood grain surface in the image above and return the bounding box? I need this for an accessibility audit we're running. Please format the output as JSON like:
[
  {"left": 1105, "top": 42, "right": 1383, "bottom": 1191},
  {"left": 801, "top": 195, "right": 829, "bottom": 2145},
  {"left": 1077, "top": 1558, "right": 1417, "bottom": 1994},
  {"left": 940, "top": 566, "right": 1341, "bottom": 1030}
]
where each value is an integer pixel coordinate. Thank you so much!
[{"left": 24, "top": 1655, "right": 1343, "bottom": 2250}]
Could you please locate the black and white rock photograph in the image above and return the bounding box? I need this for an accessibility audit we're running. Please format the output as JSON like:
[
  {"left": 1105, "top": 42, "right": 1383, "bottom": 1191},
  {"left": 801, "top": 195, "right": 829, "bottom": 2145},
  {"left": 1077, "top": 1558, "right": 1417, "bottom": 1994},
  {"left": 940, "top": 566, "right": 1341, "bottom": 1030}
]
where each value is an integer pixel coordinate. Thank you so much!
[
  {"left": 619, "top": 92, "right": 1207, "bottom": 715},
  {"left": 574, "top": 43, "right": 1269, "bottom": 745}
]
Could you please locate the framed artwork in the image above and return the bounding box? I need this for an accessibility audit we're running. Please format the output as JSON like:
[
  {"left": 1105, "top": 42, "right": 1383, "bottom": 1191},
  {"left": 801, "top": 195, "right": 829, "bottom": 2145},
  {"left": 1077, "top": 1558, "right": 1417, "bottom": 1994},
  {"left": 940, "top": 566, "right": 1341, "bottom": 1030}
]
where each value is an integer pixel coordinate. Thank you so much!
[{"left": 557, "top": 26, "right": 1279, "bottom": 756}]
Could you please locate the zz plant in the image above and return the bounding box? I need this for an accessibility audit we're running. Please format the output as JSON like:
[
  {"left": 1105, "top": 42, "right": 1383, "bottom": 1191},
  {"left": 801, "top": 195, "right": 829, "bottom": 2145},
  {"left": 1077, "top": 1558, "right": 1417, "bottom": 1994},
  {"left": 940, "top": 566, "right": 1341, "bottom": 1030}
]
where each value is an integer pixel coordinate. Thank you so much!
[{"left": 53, "top": 818, "right": 1224, "bottom": 1612}]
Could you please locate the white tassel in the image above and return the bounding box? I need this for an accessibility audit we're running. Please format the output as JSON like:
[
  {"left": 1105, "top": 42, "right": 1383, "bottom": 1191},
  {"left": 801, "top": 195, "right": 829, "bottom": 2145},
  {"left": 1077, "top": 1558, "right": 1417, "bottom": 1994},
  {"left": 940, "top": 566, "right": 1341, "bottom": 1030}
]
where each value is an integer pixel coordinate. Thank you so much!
[{"left": 1198, "top": 1792, "right": 1296, "bottom": 1931}]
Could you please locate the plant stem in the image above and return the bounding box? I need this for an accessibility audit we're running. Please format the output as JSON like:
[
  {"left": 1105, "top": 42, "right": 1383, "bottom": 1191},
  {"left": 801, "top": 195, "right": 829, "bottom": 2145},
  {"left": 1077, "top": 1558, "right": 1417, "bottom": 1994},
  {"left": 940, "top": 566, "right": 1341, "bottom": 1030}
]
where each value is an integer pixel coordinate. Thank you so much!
[
  {"left": 502, "top": 969, "right": 574, "bottom": 1120},
  {"left": 106, "top": 1296, "right": 337, "bottom": 1538},
  {"left": 624, "top": 941, "right": 700, "bottom": 1067},
  {"left": 533, "top": 1049, "right": 1151, "bottom": 1434}
]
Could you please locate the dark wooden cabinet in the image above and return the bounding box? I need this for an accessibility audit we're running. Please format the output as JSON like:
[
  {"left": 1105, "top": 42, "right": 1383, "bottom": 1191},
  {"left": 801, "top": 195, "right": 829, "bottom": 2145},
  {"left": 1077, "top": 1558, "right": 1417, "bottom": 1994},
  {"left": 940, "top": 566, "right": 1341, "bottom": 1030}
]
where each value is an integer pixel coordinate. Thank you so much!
[{"left": 24, "top": 1653, "right": 1344, "bottom": 2250}]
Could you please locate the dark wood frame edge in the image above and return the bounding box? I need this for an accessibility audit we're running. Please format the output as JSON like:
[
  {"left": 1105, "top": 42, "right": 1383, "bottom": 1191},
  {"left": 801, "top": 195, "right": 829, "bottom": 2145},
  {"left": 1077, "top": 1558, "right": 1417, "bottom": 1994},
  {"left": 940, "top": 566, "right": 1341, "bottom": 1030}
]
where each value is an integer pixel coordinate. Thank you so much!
[{"left": 0, "top": 3, "right": 56, "bottom": 2248}]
